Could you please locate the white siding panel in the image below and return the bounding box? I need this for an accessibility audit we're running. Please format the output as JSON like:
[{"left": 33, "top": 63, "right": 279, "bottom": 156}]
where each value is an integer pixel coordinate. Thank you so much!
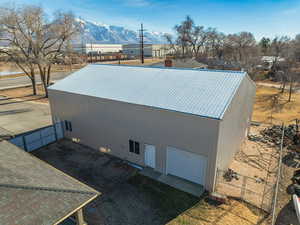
[{"left": 166, "top": 146, "right": 207, "bottom": 185}]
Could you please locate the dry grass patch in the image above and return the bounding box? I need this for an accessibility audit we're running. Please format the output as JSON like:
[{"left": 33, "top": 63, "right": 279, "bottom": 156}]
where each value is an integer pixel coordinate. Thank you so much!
[
  {"left": 253, "top": 85, "right": 300, "bottom": 124},
  {"left": 167, "top": 198, "right": 267, "bottom": 225},
  {"left": 0, "top": 85, "right": 48, "bottom": 103},
  {"left": 129, "top": 175, "right": 267, "bottom": 225}
]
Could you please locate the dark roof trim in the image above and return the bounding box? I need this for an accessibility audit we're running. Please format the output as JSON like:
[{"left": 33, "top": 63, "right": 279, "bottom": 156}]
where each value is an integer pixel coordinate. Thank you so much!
[
  {"left": 0, "top": 183, "right": 98, "bottom": 195},
  {"left": 53, "top": 194, "right": 98, "bottom": 225}
]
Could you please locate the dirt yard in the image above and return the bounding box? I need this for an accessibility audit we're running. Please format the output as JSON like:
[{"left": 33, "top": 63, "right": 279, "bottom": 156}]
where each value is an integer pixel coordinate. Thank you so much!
[
  {"left": 215, "top": 124, "right": 300, "bottom": 225},
  {"left": 253, "top": 85, "right": 300, "bottom": 124},
  {"left": 32, "top": 139, "right": 268, "bottom": 225},
  {"left": 215, "top": 125, "right": 280, "bottom": 214}
]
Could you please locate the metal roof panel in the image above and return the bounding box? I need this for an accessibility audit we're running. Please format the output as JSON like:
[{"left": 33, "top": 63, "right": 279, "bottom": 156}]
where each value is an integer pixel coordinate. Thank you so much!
[{"left": 49, "top": 64, "right": 247, "bottom": 119}]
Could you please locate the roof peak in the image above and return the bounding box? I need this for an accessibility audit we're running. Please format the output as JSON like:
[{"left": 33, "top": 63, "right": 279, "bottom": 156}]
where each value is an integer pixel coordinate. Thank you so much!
[{"left": 90, "top": 63, "right": 246, "bottom": 74}]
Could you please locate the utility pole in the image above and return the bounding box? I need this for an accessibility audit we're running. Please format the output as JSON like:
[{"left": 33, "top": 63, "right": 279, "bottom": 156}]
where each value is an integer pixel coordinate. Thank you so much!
[
  {"left": 78, "top": 17, "right": 85, "bottom": 64},
  {"left": 139, "top": 23, "right": 146, "bottom": 64}
]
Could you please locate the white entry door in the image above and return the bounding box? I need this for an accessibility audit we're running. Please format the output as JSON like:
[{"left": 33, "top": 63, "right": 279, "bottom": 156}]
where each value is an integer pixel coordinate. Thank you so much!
[
  {"left": 166, "top": 146, "right": 207, "bottom": 185},
  {"left": 145, "top": 144, "right": 156, "bottom": 168}
]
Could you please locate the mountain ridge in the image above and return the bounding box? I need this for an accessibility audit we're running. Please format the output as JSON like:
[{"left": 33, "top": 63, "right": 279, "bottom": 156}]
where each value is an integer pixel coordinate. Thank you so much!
[{"left": 75, "top": 18, "right": 166, "bottom": 44}]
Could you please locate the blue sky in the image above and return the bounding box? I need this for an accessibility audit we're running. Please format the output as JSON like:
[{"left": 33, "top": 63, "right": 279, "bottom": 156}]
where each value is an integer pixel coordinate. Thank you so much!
[{"left": 2, "top": 0, "right": 300, "bottom": 40}]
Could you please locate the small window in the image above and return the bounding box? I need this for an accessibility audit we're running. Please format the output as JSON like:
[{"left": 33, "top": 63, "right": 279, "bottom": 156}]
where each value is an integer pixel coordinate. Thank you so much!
[
  {"left": 129, "top": 140, "right": 140, "bottom": 154},
  {"left": 69, "top": 121, "right": 72, "bottom": 132},
  {"left": 135, "top": 142, "right": 140, "bottom": 154},
  {"left": 64, "top": 120, "right": 72, "bottom": 132},
  {"left": 129, "top": 140, "right": 134, "bottom": 152},
  {"left": 65, "top": 121, "right": 69, "bottom": 130}
]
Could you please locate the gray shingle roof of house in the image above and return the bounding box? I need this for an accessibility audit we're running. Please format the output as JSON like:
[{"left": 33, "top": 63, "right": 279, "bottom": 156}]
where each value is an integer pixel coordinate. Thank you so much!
[
  {"left": 0, "top": 140, "right": 99, "bottom": 225},
  {"left": 49, "top": 64, "right": 247, "bottom": 119}
]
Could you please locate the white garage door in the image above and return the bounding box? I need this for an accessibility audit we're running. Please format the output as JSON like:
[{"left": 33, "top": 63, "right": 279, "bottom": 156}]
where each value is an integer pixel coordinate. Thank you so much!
[{"left": 166, "top": 146, "right": 207, "bottom": 185}]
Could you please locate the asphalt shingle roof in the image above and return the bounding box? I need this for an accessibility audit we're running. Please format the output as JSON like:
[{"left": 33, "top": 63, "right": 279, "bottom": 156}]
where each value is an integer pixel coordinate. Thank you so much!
[
  {"left": 49, "top": 64, "right": 247, "bottom": 119},
  {"left": 0, "top": 140, "right": 99, "bottom": 225}
]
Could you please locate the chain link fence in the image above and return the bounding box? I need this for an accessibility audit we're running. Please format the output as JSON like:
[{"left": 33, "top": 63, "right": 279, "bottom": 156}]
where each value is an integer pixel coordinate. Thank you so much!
[
  {"left": 215, "top": 168, "right": 276, "bottom": 212},
  {"left": 215, "top": 124, "right": 285, "bottom": 215}
]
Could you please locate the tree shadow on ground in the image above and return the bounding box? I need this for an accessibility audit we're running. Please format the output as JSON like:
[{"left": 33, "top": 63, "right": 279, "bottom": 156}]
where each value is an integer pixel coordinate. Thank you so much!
[
  {"left": 256, "top": 92, "right": 290, "bottom": 113},
  {"left": 0, "top": 108, "right": 32, "bottom": 115},
  {"left": 0, "top": 96, "right": 46, "bottom": 106}
]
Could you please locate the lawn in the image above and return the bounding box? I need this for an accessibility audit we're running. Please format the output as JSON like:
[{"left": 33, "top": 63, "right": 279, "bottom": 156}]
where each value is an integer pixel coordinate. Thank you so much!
[
  {"left": 129, "top": 175, "right": 268, "bottom": 225},
  {"left": 253, "top": 85, "right": 300, "bottom": 124}
]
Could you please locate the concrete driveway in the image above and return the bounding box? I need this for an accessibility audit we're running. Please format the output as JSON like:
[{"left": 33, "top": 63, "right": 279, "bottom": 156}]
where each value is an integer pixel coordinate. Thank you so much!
[{"left": 0, "top": 96, "right": 51, "bottom": 134}]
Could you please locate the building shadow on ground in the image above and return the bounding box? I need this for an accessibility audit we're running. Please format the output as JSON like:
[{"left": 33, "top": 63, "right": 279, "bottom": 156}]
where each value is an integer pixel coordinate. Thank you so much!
[{"left": 275, "top": 201, "right": 298, "bottom": 225}]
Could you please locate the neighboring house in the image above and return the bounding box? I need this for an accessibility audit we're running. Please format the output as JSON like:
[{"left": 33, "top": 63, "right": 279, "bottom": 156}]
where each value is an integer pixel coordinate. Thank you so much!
[
  {"left": 151, "top": 58, "right": 208, "bottom": 69},
  {"left": 260, "top": 56, "right": 285, "bottom": 70},
  {"left": 73, "top": 43, "right": 122, "bottom": 54},
  {"left": 122, "top": 44, "right": 174, "bottom": 58},
  {"left": 0, "top": 140, "right": 99, "bottom": 225},
  {"left": 48, "top": 64, "right": 256, "bottom": 192}
]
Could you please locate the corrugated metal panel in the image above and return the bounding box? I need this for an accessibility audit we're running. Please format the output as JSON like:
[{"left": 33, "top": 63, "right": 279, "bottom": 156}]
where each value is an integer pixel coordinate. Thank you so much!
[{"left": 49, "top": 64, "right": 246, "bottom": 119}]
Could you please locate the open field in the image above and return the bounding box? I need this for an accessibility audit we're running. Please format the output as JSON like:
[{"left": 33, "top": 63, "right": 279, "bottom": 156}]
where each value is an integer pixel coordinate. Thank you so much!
[{"left": 32, "top": 139, "right": 268, "bottom": 225}]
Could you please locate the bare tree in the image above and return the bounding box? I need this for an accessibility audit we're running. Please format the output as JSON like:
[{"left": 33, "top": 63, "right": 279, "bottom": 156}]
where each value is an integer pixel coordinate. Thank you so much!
[
  {"left": 32, "top": 10, "right": 79, "bottom": 97},
  {"left": 164, "top": 33, "right": 182, "bottom": 57},
  {"left": 259, "top": 37, "right": 271, "bottom": 55},
  {"left": 205, "top": 28, "right": 225, "bottom": 59},
  {"left": 0, "top": 6, "right": 40, "bottom": 95},
  {"left": 184, "top": 18, "right": 208, "bottom": 58},
  {"left": 226, "top": 32, "right": 256, "bottom": 63},
  {"left": 271, "top": 36, "right": 290, "bottom": 58},
  {"left": 0, "top": 5, "right": 79, "bottom": 97}
]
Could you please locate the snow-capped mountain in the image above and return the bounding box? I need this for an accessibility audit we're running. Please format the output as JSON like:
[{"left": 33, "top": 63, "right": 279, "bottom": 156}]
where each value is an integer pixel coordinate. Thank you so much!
[{"left": 75, "top": 18, "right": 166, "bottom": 44}]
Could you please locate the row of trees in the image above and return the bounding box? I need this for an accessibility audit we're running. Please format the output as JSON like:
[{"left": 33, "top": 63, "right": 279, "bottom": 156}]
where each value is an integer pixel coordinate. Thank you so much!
[
  {"left": 166, "top": 16, "right": 300, "bottom": 101},
  {"left": 166, "top": 16, "right": 300, "bottom": 68},
  {"left": 0, "top": 5, "right": 79, "bottom": 97},
  {"left": 165, "top": 16, "right": 257, "bottom": 69}
]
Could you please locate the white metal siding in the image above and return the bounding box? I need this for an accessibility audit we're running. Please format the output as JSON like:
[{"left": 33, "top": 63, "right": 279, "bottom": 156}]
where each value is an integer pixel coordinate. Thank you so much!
[
  {"left": 48, "top": 89, "right": 220, "bottom": 192},
  {"left": 166, "top": 146, "right": 207, "bottom": 185}
]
